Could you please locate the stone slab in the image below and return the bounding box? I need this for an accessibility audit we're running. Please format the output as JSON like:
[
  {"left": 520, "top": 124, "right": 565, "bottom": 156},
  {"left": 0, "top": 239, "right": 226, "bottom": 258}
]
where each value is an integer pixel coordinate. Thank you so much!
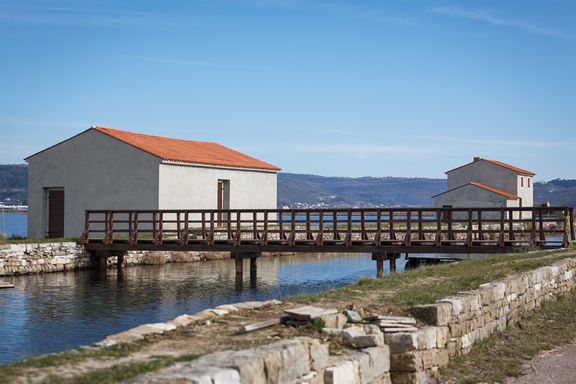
[
  {"left": 285, "top": 306, "right": 338, "bottom": 321},
  {"left": 365, "top": 315, "right": 417, "bottom": 325}
]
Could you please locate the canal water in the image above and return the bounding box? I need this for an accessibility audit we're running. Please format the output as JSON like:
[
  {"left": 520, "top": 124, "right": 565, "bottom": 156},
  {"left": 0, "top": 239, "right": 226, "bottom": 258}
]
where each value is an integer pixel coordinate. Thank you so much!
[
  {"left": 0, "top": 253, "right": 407, "bottom": 365},
  {"left": 1, "top": 212, "right": 27, "bottom": 238}
]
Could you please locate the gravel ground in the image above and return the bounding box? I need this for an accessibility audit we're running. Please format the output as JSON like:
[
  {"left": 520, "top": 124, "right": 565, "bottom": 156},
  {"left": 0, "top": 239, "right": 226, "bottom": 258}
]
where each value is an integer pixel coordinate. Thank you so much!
[{"left": 506, "top": 342, "right": 576, "bottom": 384}]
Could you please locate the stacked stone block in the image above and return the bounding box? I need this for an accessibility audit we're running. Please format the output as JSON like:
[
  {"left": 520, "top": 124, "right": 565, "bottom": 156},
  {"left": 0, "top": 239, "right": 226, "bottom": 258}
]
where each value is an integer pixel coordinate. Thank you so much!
[
  {"left": 388, "top": 257, "right": 576, "bottom": 383},
  {"left": 0, "top": 244, "right": 205, "bottom": 276},
  {"left": 0, "top": 242, "right": 90, "bottom": 275}
]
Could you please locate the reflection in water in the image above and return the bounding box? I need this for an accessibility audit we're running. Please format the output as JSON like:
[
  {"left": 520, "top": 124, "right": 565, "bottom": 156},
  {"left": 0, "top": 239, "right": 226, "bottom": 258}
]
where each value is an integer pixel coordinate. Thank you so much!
[{"left": 0, "top": 253, "right": 406, "bottom": 365}]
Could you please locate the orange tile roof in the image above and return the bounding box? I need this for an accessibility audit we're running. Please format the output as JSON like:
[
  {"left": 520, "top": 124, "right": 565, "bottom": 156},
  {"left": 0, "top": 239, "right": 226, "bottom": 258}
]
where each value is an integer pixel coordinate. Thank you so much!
[
  {"left": 432, "top": 182, "right": 520, "bottom": 199},
  {"left": 29, "top": 126, "right": 280, "bottom": 171},
  {"left": 446, "top": 158, "right": 535, "bottom": 176}
]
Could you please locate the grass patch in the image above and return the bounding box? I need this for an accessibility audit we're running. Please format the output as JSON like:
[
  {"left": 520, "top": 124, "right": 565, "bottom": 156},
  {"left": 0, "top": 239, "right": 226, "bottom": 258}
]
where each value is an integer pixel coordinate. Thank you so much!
[
  {"left": 0, "top": 344, "right": 145, "bottom": 384},
  {"left": 440, "top": 293, "right": 576, "bottom": 383},
  {"left": 289, "top": 249, "right": 576, "bottom": 307},
  {"left": 0, "top": 237, "right": 79, "bottom": 244},
  {"left": 61, "top": 354, "right": 200, "bottom": 384}
]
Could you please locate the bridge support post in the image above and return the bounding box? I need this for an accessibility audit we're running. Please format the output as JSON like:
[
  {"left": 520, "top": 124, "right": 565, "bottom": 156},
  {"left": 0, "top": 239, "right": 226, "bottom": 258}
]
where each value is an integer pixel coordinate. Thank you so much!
[
  {"left": 372, "top": 251, "right": 385, "bottom": 278},
  {"left": 99, "top": 254, "right": 107, "bottom": 270},
  {"left": 235, "top": 257, "right": 243, "bottom": 279},
  {"left": 389, "top": 256, "right": 396, "bottom": 273},
  {"left": 117, "top": 254, "right": 125, "bottom": 271}
]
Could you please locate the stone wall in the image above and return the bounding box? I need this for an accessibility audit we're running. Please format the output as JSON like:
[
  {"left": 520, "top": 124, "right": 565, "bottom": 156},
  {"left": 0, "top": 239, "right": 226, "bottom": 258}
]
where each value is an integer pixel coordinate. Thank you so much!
[
  {"left": 387, "top": 257, "right": 576, "bottom": 383},
  {"left": 0, "top": 242, "right": 91, "bottom": 276},
  {"left": 0, "top": 243, "right": 206, "bottom": 276}
]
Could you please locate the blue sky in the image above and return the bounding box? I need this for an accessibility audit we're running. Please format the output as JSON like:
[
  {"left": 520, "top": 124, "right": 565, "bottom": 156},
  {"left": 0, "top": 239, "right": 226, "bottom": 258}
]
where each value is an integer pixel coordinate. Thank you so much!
[{"left": 1, "top": 0, "right": 575, "bottom": 180}]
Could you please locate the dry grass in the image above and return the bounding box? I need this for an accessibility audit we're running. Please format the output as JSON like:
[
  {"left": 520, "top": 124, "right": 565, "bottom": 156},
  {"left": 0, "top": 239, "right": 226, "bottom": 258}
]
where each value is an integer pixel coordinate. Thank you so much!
[{"left": 439, "top": 293, "right": 576, "bottom": 384}]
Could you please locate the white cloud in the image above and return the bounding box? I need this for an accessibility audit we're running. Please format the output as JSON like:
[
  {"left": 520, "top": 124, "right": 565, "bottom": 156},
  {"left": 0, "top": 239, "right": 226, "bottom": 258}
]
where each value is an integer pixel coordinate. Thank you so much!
[{"left": 431, "top": 7, "right": 576, "bottom": 41}]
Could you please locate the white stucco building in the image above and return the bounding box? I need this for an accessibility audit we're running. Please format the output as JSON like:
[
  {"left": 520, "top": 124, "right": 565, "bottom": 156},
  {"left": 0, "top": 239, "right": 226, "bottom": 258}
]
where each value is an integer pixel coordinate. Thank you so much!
[
  {"left": 25, "top": 126, "right": 281, "bottom": 239},
  {"left": 433, "top": 157, "right": 535, "bottom": 215}
]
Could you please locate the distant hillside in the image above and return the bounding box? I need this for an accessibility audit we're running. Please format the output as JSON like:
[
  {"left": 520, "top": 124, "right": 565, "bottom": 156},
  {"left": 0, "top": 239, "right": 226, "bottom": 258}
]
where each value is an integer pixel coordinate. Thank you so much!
[
  {"left": 1, "top": 165, "right": 575, "bottom": 208},
  {"left": 278, "top": 173, "right": 447, "bottom": 208},
  {"left": 535, "top": 179, "right": 576, "bottom": 207},
  {"left": 0, "top": 164, "right": 27, "bottom": 204},
  {"left": 278, "top": 173, "right": 576, "bottom": 208}
]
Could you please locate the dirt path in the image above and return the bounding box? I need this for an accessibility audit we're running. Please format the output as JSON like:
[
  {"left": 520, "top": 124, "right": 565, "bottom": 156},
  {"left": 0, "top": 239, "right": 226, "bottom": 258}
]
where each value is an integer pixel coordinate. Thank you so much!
[{"left": 506, "top": 342, "right": 576, "bottom": 384}]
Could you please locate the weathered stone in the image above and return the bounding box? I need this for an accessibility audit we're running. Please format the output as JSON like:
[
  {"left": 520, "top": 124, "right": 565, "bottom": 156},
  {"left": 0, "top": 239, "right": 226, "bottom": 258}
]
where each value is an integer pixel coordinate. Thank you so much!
[
  {"left": 365, "top": 315, "right": 417, "bottom": 325},
  {"left": 258, "top": 339, "right": 311, "bottom": 383},
  {"left": 344, "top": 309, "right": 363, "bottom": 323},
  {"left": 381, "top": 326, "right": 418, "bottom": 333},
  {"left": 410, "top": 303, "right": 452, "bottom": 326},
  {"left": 415, "top": 327, "right": 437, "bottom": 350},
  {"left": 125, "top": 364, "right": 241, "bottom": 384},
  {"left": 192, "top": 349, "right": 267, "bottom": 384},
  {"left": 391, "top": 351, "right": 422, "bottom": 372},
  {"left": 215, "top": 304, "right": 240, "bottom": 313},
  {"left": 322, "top": 328, "right": 344, "bottom": 336},
  {"left": 436, "top": 297, "right": 462, "bottom": 316},
  {"left": 321, "top": 313, "right": 347, "bottom": 329},
  {"left": 285, "top": 306, "right": 338, "bottom": 321},
  {"left": 167, "top": 314, "right": 200, "bottom": 328},
  {"left": 387, "top": 332, "right": 419, "bottom": 353},
  {"left": 325, "top": 359, "right": 360, "bottom": 384}
]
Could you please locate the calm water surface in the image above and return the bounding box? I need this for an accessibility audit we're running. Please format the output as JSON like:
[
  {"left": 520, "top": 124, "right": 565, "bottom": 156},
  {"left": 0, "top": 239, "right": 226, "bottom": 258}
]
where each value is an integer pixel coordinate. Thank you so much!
[
  {"left": 0, "top": 253, "right": 407, "bottom": 365},
  {"left": 1, "top": 212, "right": 27, "bottom": 238}
]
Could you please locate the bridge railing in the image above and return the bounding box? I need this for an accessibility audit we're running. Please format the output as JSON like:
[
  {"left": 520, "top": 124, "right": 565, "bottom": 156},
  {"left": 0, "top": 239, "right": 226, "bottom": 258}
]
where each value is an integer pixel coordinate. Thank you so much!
[{"left": 80, "top": 206, "right": 574, "bottom": 250}]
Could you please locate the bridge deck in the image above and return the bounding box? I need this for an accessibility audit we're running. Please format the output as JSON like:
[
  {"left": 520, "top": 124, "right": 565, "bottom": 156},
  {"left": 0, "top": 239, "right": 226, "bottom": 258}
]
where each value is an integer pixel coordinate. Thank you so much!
[{"left": 80, "top": 207, "right": 574, "bottom": 255}]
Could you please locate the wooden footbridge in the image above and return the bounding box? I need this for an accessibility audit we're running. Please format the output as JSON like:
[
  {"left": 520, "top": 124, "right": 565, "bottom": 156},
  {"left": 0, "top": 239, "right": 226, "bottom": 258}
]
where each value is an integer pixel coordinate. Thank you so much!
[{"left": 80, "top": 206, "right": 574, "bottom": 278}]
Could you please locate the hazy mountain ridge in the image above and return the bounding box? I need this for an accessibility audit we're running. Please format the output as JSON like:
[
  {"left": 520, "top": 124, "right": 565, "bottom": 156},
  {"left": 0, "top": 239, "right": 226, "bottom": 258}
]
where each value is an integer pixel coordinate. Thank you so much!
[
  {"left": 1, "top": 165, "right": 575, "bottom": 208},
  {"left": 279, "top": 173, "right": 576, "bottom": 208},
  {"left": 0, "top": 164, "right": 27, "bottom": 203}
]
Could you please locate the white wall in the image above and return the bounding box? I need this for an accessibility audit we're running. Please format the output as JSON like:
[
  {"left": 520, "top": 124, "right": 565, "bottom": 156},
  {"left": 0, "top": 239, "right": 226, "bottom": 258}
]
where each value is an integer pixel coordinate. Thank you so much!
[
  {"left": 516, "top": 175, "right": 534, "bottom": 207},
  {"left": 27, "top": 130, "right": 161, "bottom": 238},
  {"left": 158, "top": 162, "right": 277, "bottom": 226}
]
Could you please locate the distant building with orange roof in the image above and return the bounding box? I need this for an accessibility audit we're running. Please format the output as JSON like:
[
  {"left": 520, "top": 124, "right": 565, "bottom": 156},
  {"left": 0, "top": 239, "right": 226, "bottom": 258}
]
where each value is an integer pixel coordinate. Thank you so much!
[
  {"left": 25, "top": 127, "right": 280, "bottom": 238},
  {"left": 433, "top": 157, "right": 534, "bottom": 218}
]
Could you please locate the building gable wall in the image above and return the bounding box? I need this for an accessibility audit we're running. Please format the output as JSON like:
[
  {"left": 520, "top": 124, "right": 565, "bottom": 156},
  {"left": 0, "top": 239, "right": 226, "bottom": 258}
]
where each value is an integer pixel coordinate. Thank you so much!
[
  {"left": 27, "top": 130, "right": 161, "bottom": 238},
  {"left": 447, "top": 161, "right": 519, "bottom": 195},
  {"left": 434, "top": 184, "right": 512, "bottom": 208}
]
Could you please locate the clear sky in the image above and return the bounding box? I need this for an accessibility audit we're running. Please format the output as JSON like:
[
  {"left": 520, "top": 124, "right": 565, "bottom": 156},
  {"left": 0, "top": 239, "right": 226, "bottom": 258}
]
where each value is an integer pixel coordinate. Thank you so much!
[{"left": 1, "top": 0, "right": 575, "bottom": 180}]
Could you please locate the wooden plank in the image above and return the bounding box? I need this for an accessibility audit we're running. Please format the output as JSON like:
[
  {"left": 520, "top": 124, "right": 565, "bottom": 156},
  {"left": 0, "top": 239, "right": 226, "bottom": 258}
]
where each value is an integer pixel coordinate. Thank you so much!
[{"left": 237, "top": 318, "right": 282, "bottom": 334}]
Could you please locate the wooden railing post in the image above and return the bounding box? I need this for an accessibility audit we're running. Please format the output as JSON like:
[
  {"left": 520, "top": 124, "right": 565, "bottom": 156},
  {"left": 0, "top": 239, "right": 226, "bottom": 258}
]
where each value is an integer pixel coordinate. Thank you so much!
[
  {"left": 466, "top": 209, "right": 473, "bottom": 247},
  {"left": 390, "top": 211, "right": 396, "bottom": 241},
  {"left": 570, "top": 208, "right": 575, "bottom": 243},
  {"left": 404, "top": 209, "right": 412, "bottom": 247},
  {"left": 498, "top": 209, "right": 505, "bottom": 247},
  {"left": 418, "top": 210, "right": 424, "bottom": 241},
  {"left": 333, "top": 211, "right": 339, "bottom": 240},
  {"left": 538, "top": 209, "right": 544, "bottom": 245},
  {"left": 80, "top": 211, "right": 90, "bottom": 243},
  {"left": 530, "top": 208, "right": 536, "bottom": 246},
  {"left": 508, "top": 210, "right": 515, "bottom": 241}
]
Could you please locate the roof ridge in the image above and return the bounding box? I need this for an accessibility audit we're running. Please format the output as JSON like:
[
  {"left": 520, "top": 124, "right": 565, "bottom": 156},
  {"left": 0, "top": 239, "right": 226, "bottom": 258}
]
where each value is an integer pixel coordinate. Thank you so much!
[
  {"left": 27, "top": 126, "right": 281, "bottom": 172},
  {"left": 445, "top": 158, "right": 535, "bottom": 176},
  {"left": 432, "top": 182, "right": 520, "bottom": 199}
]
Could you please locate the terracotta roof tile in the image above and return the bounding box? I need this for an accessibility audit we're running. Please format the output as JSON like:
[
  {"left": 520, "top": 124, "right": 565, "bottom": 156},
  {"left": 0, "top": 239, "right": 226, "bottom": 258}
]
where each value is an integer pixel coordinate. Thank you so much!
[
  {"left": 93, "top": 126, "right": 281, "bottom": 171},
  {"left": 446, "top": 158, "right": 535, "bottom": 176},
  {"left": 432, "top": 182, "right": 520, "bottom": 199}
]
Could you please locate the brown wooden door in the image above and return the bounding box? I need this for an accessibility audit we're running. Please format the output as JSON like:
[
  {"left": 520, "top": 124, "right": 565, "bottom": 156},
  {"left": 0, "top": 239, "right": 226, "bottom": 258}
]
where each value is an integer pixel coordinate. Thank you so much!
[
  {"left": 217, "top": 181, "right": 223, "bottom": 225},
  {"left": 48, "top": 190, "right": 64, "bottom": 238}
]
